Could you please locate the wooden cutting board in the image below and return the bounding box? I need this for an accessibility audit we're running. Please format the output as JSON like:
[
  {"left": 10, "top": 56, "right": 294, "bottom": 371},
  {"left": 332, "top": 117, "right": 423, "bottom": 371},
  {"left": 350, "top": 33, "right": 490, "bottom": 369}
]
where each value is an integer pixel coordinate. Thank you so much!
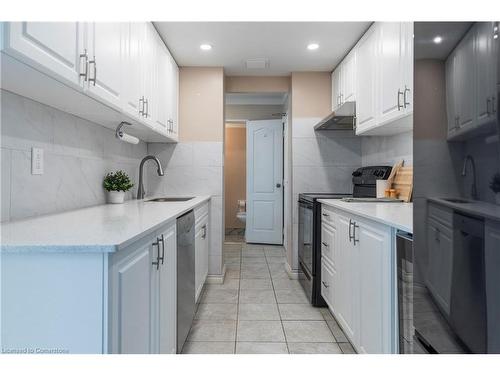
[{"left": 392, "top": 166, "right": 413, "bottom": 202}]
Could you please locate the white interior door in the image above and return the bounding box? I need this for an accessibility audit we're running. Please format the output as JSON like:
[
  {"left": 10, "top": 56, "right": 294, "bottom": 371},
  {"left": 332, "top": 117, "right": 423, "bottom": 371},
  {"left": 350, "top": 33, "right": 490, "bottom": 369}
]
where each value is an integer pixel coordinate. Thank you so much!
[{"left": 246, "top": 119, "right": 283, "bottom": 245}]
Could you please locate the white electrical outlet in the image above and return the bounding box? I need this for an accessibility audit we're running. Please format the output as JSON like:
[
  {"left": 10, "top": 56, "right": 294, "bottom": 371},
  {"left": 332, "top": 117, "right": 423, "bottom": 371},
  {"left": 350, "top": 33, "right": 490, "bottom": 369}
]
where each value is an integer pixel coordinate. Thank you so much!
[{"left": 31, "top": 147, "right": 44, "bottom": 175}]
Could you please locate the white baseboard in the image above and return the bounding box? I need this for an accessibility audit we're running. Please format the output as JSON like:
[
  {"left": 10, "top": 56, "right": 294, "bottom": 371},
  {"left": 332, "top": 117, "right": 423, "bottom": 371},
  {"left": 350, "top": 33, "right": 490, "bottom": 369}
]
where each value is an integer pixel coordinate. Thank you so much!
[
  {"left": 285, "top": 262, "right": 300, "bottom": 280},
  {"left": 206, "top": 264, "right": 226, "bottom": 284}
]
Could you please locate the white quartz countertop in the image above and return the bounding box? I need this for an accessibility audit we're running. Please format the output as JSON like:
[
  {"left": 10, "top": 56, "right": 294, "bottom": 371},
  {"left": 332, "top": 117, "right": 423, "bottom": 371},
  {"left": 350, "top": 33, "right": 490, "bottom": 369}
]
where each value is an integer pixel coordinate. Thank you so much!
[
  {"left": 428, "top": 197, "right": 500, "bottom": 222},
  {"left": 318, "top": 199, "right": 413, "bottom": 233},
  {"left": 0, "top": 196, "right": 211, "bottom": 253}
]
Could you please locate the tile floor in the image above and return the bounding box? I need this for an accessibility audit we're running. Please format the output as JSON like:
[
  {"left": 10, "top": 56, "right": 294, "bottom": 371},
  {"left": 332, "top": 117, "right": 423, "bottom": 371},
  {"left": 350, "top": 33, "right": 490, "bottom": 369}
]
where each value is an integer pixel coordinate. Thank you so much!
[
  {"left": 225, "top": 228, "right": 245, "bottom": 244},
  {"left": 181, "top": 242, "right": 356, "bottom": 354}
]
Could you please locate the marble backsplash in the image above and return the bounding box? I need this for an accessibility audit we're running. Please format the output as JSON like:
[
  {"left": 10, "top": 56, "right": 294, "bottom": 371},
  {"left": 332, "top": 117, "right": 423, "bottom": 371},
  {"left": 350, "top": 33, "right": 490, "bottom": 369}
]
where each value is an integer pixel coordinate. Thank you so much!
[
  {"left": 290, "top": 117, "right": 362, "bottom": 270},
  {"left": 147, "top": 141, "right": 224, "bottom": 276},
  {"left": 1, "top": 90, "right": 148, "bottom": 222},
  {"left": 361, "top": 130, "right": 413, "bottom": 167}
]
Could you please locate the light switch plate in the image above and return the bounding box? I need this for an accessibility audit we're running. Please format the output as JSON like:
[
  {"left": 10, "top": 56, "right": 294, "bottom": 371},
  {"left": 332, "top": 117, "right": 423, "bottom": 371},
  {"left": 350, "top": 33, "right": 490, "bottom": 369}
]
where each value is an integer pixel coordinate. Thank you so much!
[{"left": 31, "top": 147, "right": 44, "bottom": 175}]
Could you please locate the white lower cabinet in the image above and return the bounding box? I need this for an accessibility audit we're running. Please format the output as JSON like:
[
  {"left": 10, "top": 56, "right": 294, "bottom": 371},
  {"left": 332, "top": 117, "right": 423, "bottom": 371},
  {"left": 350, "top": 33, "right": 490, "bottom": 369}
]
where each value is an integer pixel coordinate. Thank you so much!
[
  {"left": 109, "top": 221, "right": 177, "bottom": 354},
  {"left": 195, "top": 203, "right": 210, "bottom": 302},
  {"left": 321, "top": 205, "right": 395, "bottom": 353}
]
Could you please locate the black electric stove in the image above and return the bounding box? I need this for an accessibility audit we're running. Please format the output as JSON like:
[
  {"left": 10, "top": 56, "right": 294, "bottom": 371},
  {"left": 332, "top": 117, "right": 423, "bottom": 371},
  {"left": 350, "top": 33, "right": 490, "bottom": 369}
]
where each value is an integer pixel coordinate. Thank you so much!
[{"left": 297, "top": 166, "right": 392, "bottom": 306}]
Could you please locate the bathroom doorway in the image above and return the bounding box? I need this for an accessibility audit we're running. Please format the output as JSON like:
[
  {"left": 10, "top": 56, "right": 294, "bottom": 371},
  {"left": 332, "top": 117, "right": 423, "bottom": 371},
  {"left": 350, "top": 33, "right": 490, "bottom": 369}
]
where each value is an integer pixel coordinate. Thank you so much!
[{"left": 224, "top": 92, "right": 288, "bottom": 245}]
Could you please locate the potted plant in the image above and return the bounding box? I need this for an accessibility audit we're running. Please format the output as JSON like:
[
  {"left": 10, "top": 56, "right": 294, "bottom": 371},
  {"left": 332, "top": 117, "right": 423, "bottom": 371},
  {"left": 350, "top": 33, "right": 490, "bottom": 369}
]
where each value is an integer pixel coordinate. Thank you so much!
[
  {"left": 489, "top": 172, "right": 500, "bottom": 205},
  {"left": 103, "top": 170, "right": 134, "bottom": 204}
]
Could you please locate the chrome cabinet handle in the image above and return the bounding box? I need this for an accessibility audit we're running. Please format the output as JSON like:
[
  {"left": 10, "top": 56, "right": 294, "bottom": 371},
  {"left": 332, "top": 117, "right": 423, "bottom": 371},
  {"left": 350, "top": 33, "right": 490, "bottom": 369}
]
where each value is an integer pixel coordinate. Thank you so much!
[
  {"left": 152, "top": 239, "right": 160, "bottom": 270},
  {"left": 202, "top": 224, "right": 207, "bottom": 239},
  {"left": 353, "top": 222, "right": 359, "bottom": 245},
  {"left": 144, "top": 98, "right": 149, "bottom": 117},
  {"left": 139, "top": 96, "right": 145, "bottom": 116},
  {"left": 348, "top": 219, "right": 353, "bottom": 242},
  {"left": 79, "top": 49, "right": 88, "bottom": 81},
  {"left": 158, "top": 234, "right": 165, "bottom": 265},
  {"left": 397, "top": 90, "right": 404, "bottom": 111},
  {"left": 322, "top": 213, "right": 329, "bottom": 217},
  {"left": 403, "top": 86, "right": 410, "bottom": 108},
  {"left": 322, "top": 281, "right": 329, "bottom": 288},
  {"left": 322, "top": 241, "right": 329, "bottom": 248},
  {"left": 88, "top": 57, "right": 96, "bottom": 86}
]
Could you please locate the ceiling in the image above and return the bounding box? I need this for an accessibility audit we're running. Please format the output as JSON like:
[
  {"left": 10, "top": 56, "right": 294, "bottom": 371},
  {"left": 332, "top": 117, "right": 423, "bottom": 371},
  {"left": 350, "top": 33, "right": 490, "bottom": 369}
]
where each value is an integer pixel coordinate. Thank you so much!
[
  {"left": 154, "top": 22, "right": 371, "bottom": 76},
  {"left": 414, "top": 22, "right": 473, "bottom": 60}
]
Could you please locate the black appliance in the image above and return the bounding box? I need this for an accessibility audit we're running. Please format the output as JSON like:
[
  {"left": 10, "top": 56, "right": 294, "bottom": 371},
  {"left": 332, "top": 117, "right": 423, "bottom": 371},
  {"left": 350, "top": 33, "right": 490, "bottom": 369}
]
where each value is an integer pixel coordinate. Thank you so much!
[{"left": 298, "top": 165, "right": 392, "bottom": 306}]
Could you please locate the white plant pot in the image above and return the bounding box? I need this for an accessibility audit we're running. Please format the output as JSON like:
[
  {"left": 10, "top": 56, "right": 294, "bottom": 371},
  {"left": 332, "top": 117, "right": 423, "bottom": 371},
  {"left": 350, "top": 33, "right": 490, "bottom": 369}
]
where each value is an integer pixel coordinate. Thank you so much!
[
  {"left": 107, "top": 191, "right": 125, "bottom": 204},
  {"left": 496, "top": 193, "right": 500, "bottom": 205}
]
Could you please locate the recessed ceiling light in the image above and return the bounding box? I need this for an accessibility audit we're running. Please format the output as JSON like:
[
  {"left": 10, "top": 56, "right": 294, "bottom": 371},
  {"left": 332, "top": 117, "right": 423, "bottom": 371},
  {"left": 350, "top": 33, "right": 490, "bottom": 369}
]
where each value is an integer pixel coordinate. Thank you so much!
[
  {"left": 200, "top": 44, "right": 212, "bottom": 51},
  {"left": 307, "top": 43, "right": 319, "bottom": 51},
  {"left": 433, "top": 36, "right": 443, "bottom": 44}
]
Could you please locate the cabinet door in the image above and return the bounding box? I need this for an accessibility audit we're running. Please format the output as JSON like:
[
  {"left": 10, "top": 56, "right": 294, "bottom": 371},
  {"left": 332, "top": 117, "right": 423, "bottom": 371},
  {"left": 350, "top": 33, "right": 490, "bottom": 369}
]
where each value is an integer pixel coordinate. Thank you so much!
[
  {"left": 446, "top": 50, "right": 459, "bottom": 136},
  {"left": 456, "top": 31, "right": 476, "bottom": 130},
  {"left": 85, "top": 22, "right": 123, "bottom": 109},
  {"left": 474, "top": 22, "right": 496, "bottom": 126},
  {"left": 426, "top": 218, "right": 453, "bottom": 316},
  {"left": 195, "top": 215, "right": 209, "bottom": 302},
  {"left": 342, "top": 49, "right": 357, "bottom": 103},
  {"left": 356, "top": 219, "right": 392, "bottom": 354},
  {"left": 152, "top": 38, "right": 170, "bottom": 132},
  {"left": 331, "top": 67, "right": 342, "bottom": 110},
  {"left": 158, "top": 223, "right": 177, "bottom": 354},
  {"left": 139, "top": 23, "right": 157, "bottom": 125},
  {"left": 356, "top": 24, "right": 378, "bottom": 133},
  {"left": 321, "top": 257, "right": 335, "bottom": 308},
  {"left": 402, "top": 22, "right": 414, "bottom": 114},
  {"left": 4, "top": 22, "right": 85, "bottom": 87},
  {"left": 378, "top": 22, "right": 405, "bottom": 125},
  {"left": 121, "top": 22, "right": 145, "bottom": 118},
  {"left": 110, "top": 240, "right": 156, "bottom": 354},
  {"left": 334, "top": 213, "right": 356, "bottom": 341},
  {"left": 166, "top": 51, "right": 180, "bottom": 137}
]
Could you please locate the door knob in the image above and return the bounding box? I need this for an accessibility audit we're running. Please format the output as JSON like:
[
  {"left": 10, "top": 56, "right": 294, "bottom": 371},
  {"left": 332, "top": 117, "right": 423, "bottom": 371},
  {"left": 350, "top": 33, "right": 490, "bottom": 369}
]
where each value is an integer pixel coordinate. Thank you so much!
[{"left": 276, "top": 183, "right": 282, "bottom": 188}]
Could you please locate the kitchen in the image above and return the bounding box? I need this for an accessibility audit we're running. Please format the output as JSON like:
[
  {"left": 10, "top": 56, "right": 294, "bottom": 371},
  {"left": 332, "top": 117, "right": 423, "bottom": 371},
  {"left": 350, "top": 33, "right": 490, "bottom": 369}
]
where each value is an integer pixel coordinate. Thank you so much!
[{"left": 0, "top": 16, "right": 498, "bottom": 362}]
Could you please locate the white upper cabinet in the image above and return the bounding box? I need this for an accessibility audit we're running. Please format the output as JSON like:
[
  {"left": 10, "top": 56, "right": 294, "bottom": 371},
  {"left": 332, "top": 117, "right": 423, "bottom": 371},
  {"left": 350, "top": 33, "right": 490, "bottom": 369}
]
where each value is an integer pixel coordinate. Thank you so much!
[
  {"left": 446, "top": 22, "right": 498, "bottom": 140},
  {"left": 331, "top": 66, "right": 342, "bottom": 110},
  {"left": 84, "top": 22, "right": 123, "bottom": 110},
  {"left": 122, "top": 22, "right": 145, "bottom": 119},
  {"left": 378, "top": 22, "right": 405, "bottom": 125},
  {"left": 352, "top": 22, "right": 413, "bottom": 136},
  {"left": 341, "top": 49, "right": 357, "bottom": 103},
  {"left": 355, "top": 24, "right": 379, "bottom": 133},
  {"left": 2, "top": 22, "right": 179, "bottom": 143},
  {"left": 3, "top": 22, "right": 85, "bottom": 88}
]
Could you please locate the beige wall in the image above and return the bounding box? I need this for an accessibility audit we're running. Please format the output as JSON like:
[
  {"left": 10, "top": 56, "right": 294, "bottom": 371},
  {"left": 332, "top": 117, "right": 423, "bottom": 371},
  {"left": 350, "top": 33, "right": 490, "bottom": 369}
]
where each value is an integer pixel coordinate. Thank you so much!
[
  {"left": 179, "top": 67, "right": 224, "bottom": 142},
  {"left": 225, "top": 76, "right": 290, "bottom": 93},
  {"left": 414, "top": 59, "right": 448, "bottom": 140},
  {"left": 226, "top": 104, "right": 284, "bottom": 121},
  {"left": 291, "top": 72, "right": 332, "bottom": 118},
  {"left": 224, "top": 124, "right": 246, "bottom": 229}
]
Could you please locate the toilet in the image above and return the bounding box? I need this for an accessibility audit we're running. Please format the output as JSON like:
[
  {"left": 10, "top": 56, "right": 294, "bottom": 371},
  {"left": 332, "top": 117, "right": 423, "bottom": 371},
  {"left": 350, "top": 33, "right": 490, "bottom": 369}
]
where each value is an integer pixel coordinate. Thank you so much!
[{"left": 236, "top": 200, "right": 246, "bottom": 224}]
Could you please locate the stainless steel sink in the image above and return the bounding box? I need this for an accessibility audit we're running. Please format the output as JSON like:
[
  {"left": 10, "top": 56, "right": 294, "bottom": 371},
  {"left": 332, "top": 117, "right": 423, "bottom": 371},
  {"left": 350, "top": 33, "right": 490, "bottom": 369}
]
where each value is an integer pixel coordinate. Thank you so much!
[
  {"left": 441, "top": 198, "right": 473, "bottom": 204},
  {"left": 147, "top": 197, "right": 195, "bottom": 202}
]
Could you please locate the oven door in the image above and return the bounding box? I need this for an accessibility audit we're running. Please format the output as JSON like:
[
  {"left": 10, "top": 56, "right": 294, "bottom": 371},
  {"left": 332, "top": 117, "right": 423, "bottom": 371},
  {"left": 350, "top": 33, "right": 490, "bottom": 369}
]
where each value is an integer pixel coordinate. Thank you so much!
[{"left": 298, "top": 199, "right": 314, "bottom": 280}]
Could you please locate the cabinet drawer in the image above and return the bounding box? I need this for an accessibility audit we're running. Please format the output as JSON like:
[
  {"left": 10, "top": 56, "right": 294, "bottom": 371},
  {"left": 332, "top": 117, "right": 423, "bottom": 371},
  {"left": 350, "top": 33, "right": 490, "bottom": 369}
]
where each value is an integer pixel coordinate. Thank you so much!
[
  {"left": 321, "top": 205, "right": 335, "bottom": 226},
  {"left": 428, "top": 202, "right": 453, "bottom": 228},
  {"left": 321, "top": 222, "right": 336, "bottom": 267},
  {"left": 321, "top": 257, "right": 334, "bottom": 307}
]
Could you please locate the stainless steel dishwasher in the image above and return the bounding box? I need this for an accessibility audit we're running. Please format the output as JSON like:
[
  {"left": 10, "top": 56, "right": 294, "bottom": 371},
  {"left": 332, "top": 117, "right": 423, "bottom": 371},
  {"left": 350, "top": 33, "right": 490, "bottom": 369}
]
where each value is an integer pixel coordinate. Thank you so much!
[{"left": 176, "top": 210, "right": 195, "bottom": 353}]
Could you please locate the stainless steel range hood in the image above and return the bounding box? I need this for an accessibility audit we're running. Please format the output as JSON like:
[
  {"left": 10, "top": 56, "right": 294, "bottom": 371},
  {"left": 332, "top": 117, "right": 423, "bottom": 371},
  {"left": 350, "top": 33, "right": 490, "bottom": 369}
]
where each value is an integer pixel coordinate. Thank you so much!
[{"left": 313, "top": 101, "right": 356, "bottom": 131}]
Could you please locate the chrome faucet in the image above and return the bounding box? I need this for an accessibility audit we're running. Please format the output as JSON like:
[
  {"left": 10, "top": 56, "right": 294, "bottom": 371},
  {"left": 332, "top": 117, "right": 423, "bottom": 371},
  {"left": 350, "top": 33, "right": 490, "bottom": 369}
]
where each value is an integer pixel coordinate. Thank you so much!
[
  {"left": 461, "top": 154, "right": 478, "bottom": 200},
  {"left": 137, "top": 155, "right": 164, "bottom": 199}
]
